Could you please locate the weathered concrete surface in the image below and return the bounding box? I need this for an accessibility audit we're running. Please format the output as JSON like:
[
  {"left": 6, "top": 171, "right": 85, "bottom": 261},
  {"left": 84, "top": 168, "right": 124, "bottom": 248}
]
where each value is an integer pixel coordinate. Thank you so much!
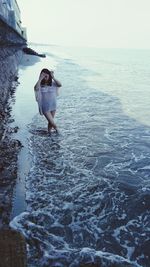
[
  {"left": 0, "top": 18, "right": 26, "bottom": 45},
  {"left": 0, "top": 45, "right": 23, "bottom": 227},
  {"left": 0, "top": 46, "right": 22, "bottom": 123}
]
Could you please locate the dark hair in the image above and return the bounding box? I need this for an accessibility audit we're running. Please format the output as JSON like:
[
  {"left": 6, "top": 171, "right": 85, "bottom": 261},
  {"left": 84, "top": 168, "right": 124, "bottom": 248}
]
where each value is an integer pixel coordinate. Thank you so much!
[{"left": 40, "top": 68, "right": 52, "bottom": 86}]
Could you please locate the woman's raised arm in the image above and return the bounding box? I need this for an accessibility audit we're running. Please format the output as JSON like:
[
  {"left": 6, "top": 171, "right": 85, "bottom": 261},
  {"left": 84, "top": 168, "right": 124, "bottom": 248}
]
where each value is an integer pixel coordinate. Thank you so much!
[{"left": 51, "top": 71, "right": 62, "bottom": 87}]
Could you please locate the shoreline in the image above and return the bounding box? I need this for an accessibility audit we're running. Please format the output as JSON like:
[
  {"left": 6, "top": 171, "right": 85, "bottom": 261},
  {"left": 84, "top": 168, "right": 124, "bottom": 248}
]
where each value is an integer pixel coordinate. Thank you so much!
[{"left": 0, "top": 46, "right": 41, "bottom": 228}]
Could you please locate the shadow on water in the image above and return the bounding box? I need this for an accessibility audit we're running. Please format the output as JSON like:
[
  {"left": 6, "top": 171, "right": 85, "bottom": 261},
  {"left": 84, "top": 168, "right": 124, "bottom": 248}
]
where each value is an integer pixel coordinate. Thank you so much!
[{"left": 29, "top": 127, "right": 49, "bottom": 136}]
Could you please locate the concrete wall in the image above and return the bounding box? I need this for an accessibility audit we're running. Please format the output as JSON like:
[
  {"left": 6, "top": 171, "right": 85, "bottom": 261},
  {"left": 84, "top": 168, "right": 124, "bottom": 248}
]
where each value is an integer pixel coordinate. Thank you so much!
[
  {"left": 0, "top": 1, "right": 10, "bottom": 23},
  {"left": 0, "top": 16, "right": 26, "bottom": 131},
  {"left": 0, "top": 4, "right": 26, "bottom": 126},
  {"left": 0, "top": 0, "right": 27, "bottom": 40},
  {"left": 0, "top": 45, "right": 23, "bottom": 226},
  {"left": 0, "top": 18, "right": 26, "bottom": 45},
  {"left": 0, "top": 0, "right": 27, "bottom": 228},
  {"left": 0, "top": 46, "right": 22, "bottom": 118}
]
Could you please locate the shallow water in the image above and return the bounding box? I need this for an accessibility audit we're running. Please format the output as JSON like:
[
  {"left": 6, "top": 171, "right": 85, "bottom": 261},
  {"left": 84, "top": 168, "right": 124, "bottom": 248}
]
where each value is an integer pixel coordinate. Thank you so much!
[{"left": 10, "top": 46, "right": 150, "bottom": 267}]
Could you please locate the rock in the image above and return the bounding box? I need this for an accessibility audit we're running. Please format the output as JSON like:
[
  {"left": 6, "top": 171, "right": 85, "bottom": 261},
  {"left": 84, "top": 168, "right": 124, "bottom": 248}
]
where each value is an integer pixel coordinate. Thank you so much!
[{"left": 23, "top": 47, "right": 46, "bottom": 58}]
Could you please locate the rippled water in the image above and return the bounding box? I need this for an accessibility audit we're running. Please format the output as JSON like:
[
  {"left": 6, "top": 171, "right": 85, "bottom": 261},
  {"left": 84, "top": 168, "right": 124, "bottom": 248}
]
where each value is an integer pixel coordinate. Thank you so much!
[{"left": 10, "top": 46, "right": 150, "bottom": 267}]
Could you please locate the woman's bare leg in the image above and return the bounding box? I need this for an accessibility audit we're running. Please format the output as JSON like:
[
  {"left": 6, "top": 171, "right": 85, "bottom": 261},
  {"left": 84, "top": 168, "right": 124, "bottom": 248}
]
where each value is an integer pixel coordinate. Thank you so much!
[
  {"left": 51, "top": 110, "right": 56, "bottom": 118},
  {"left": 50, "top": 110, "right": 58, "bottom": 132},
  {"left": 48, "top": 122, "right": 52, "bottom": 132},
  {"left": 43, "top": 112, "right": 57, "bottom": 132},
  {"left": 48, "top": 111, "right": 56, "bottom": 132}
]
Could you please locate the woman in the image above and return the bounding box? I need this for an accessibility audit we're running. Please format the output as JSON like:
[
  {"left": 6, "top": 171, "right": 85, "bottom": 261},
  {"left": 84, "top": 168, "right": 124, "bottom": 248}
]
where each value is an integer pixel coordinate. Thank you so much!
[{"left": 34, "top": 68, "right": 62, "bottom": 133}]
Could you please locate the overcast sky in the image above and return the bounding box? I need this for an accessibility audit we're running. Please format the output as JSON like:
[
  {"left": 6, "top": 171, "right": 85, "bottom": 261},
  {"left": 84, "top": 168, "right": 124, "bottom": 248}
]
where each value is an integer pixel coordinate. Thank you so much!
[{"left": 17, "top": 0, "right": 150, "bottom": 49}]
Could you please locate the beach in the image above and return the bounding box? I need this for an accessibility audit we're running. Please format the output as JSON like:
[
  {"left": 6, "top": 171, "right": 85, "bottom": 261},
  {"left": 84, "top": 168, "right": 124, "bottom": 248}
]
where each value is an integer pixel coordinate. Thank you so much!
[
  {"left": 7, "top": 45, "right": 150, "bottom": 267},
  {"left": 1, "top": 0, "right": 150, "bottom": 266}
]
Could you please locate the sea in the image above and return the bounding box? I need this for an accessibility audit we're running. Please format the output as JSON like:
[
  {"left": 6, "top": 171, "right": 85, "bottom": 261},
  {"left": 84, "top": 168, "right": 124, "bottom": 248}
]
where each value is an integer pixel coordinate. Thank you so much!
[{"left": 10, "top": 45, "right": 150, "bottom": 267}]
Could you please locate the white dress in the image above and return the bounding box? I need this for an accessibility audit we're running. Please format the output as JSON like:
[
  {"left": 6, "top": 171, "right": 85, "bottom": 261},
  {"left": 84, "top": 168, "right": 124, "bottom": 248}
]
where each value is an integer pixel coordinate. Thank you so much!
[{"left": 35, "top": 82, "right": 58, "bottom": 115}]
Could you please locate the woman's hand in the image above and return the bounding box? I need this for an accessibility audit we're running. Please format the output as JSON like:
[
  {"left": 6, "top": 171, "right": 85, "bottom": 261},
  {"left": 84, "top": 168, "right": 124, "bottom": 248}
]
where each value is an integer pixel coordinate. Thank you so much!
[
  {"left": 50, "top": 71, "right": 62, "bottom": 86},
  {"left": 50, "top": 71, "right": 54, "bottom": 79},
  {"left": 39, "top": 72, "right": 45, "bottom": 82}
]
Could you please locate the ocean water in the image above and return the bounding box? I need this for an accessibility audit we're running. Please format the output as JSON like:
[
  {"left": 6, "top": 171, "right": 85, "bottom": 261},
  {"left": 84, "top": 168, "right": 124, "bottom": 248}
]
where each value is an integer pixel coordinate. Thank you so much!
[{"left": 10, "top": 46, "right": 150, "bottom": 267}]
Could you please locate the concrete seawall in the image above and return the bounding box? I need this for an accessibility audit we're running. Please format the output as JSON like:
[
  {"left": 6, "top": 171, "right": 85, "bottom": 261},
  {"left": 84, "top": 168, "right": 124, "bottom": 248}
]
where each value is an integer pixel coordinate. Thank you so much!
[
  {"left": 0, "top": 44, "right": 23, "bottom": 227},
  {"left": 0, "top": 6, "right": 28, "bottom": 264},
  {"left": 0, "top": 40, "right": 41, "bottom": 228},
  {"left": 0, "top": 45, "right": 22, "bottom": 137},
  {"left": 0, "top": 16, "right": 26, "bottom": 45},
  {"left": 0, "top": 16, "right": 26, "bottom": 227},
  {"left": 0, "top": 17, "right": 26, "bottom": 123}
]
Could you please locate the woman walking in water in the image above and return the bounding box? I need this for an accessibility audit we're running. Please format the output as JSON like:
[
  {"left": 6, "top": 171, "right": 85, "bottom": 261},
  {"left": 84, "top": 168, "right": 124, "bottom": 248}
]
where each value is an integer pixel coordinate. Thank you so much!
[{"left": 34, "top": 68, "right": 62, "bottom": 133}]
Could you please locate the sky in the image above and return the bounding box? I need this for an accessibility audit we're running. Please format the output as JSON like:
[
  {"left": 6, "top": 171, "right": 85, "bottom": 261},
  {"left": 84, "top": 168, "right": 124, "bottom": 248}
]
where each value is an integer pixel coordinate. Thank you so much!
[{"left": 17, "top": 0, "right": 150, "bottom": 49}]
